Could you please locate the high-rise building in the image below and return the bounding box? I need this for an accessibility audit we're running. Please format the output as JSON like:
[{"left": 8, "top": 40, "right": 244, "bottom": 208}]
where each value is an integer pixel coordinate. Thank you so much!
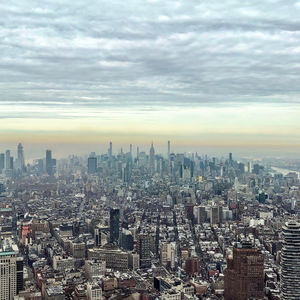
[
  {"left": 46, "top": 150, "right": 53, "bottom": 176},
  {"left": 108, "top": 142, "right": 112, "bottom": 158},
  {"left": 0, "top": 153, "right": 4, "bottom": 170},
  {"left": 10, "top": 157, "right": 14, "bottom": 170},
  {"left": 281, "top": 221, "right": 300, "bottom": 300},
  {"left": 0, "top": 238, "right": 24, "bottom": 300},
  {"left": 109, "top": 209, "right": 120, "bottom": 244},
  {"left": 121, "top": 229, "right": 134, "bottom": 251},
  {"left": 137, "top": 234, "right": 151, "bottom": 269},
  {"left": 168, "top": 140, "right": 170, "bottom": 158},
  {"left": 88, "top": 157, "right": 97, "bottom": 174},
  {"left": 197, "top": 206, "right": 207, "bottom": 224},
  {"left": 185, "top": 256, "right": 200, "bottom": 276},
  {"left": 149, "top": 142, "right": 155, "bottom": 173},
  {"left": 210, "top": 207, "right": 219, "bottom": 225},
  {"left": 17, "top": 143, "right": 25, "bottom": 171},
  {"left": 224, "top": 241, "right": 264, "bottom": 300},
  {"left": 5, "top": 150, "right": 11, "bottom": 170}
]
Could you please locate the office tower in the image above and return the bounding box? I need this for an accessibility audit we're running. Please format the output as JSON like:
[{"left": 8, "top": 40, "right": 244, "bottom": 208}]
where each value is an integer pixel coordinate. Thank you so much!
[
  {"left": 0, "top": 238, "right": 23, "bottom": 300},
  {"left": 109, "top": 209, "right": 120, "bottom": 244},
  {"left": 16, "top": 257, "right": 24, "bottom": 295},
  {"left": 149, "top": 142, "right": 155, "bottom": 172},
  {"left": 121, "top": 229, "right": 134, "bottom": 251},
  {"left": 130, "top": 144, "right": 132, "bottom": 157},
  {"left": 5, "top": 150, "right": 11, "bottom": 170},
  {"left": 121, "top": 163, "right": 129, "bottom": 183},
  {"left": 90, "top": 152, "right": 96, "bottom": 158},
  {"left": 224, "top": 241, "right": 264, "bottom": 300},
  {"left": 94, "top": 228, "right": 101, "bottom": 247},
  {"left": 197, "top": 206, "right": 207, "bottom": 224},
  {"left": 17, "top": 143, "right": 25, "bottom": 170},
  {"left": 108, "top": 141, "right": 112, "bottom": 158},
  {"left": 168, "top": 140, "right": 170, "bottom": 158},
  {"left": 185, "top": 257, "right": 200, "bottom": 276},
  {"left": 218, "top": 206, "right": 223, "bottom": 224},
  {"left": 229, "top": 152, "right": 233, "bottom": 163},
  {"left": 281, "top": 221, "right": 300, "bottom": 300},
  {"left": 137, "top": 234, "right": 151, "bottom": 268},
  {"left": 210, "top": 207, "right": 219, "bottom": 225},
  {"left": 88, "top": 157, "right": 97, "bottom": 174},
  {"left": 10, "top": 157, "right": 14, "bottom": 170},
  {"left": 137, "top": 146, "right": 139, "bottom": 159},
  {"left": 46, "top": 150, "right": 53, "bottom": 175},
  {"left": 0, "top": 153, "right": 4, "bottom": 170}
]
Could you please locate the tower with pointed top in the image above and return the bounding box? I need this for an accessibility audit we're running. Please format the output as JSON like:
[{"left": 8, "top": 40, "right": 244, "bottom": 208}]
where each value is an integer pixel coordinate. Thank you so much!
[{"left": 149, "top": 142, "right": 155, "bottom": 173}]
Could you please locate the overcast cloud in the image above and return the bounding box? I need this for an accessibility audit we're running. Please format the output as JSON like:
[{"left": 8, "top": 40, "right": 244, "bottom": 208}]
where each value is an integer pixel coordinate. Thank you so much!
[{"left": 1, "top": 0, "right": 300, "bottom": 119}]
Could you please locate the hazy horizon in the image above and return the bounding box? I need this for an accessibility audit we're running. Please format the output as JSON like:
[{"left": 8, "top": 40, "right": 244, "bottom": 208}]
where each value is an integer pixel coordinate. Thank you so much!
[{"left": 1, "top": 142, "right": 299, "bottom": 162}]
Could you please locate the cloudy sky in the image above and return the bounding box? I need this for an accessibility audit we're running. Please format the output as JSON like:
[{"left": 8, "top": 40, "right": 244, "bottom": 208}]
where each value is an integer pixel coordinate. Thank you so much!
[{"left": 1, "top": 0, "right": 300, "bottom": 156}]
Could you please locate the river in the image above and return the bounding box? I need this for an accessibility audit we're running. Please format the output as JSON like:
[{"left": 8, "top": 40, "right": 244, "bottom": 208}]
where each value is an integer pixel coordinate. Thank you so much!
[{"left": 271, "top": 167, "right": 300, "bottom": 178}]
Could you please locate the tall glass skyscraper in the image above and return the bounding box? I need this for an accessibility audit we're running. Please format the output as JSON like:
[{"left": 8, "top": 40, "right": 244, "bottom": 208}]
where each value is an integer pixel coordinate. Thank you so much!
[
  {"left": 281, "top": 221, "right": 300, "bottom": 300},
  {"left": 17, "top": 143, "right": 25, "bottom": 170},
  {"left": 5, "top": 150, "right": 11, "bottom": 170},
  {"left": 46, "top": 150, "right": 53, "bottom": 176},
  {"left": 109, "top": 208, "right": 120, "bottom": 244}
]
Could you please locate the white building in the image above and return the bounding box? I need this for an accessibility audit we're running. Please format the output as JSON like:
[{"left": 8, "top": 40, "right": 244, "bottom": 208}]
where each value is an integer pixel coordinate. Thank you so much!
[
  {"left": 87, "top": 281, "right": 102, "bottom": 300},
  {"left": 0, "top": 238, "right": 21, "bottom": 300}
]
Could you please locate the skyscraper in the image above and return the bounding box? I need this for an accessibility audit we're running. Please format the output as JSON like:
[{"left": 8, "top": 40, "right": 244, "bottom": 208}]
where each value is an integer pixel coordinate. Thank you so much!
[
  {"left": 0, "top": 238, "right": 23, "bottom": 300},
  {"left": 109, "top": 208, "right": 120, "bottom": 244},
  {"left": 17, "top": 143, "right": 25, "bottom": 171},
  {"left": 224, "top": 241, "right": 264, "bottom": 300},
  {"left": 108, "top": 141, "right": 112, "bottom": 158},
  {"left": 5, "top": 150, "right": 11, "bottom": 170},
  {"left": 46, "top": 150, "right": 55, "bottom": 176},
  {"left": 168, "top": 140, "right": 170, "bottom": 158},
  {"left": 281, "top": 221, "right": 300, "bottom": 300},
  {"left": 88, "top": 156, "right": 97, "bottom": 174},
  {"left": 0, "top": 153, "right": 4, "bottom": 171},
  {"left": 137, "top": 234, "right": 151, "bottom": 269},
  {"left": 149, "top": 142, "right": 155, "bottom": 172}
]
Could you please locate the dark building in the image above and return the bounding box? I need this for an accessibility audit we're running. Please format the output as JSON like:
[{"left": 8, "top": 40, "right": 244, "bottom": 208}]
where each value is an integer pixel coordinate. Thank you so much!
[
  {"left": 16, "top": 257, "right": 24, "bottom": 294},
  {"left": 121, "top": 230, "right": 134, "bottom": 251},
  {"left": 5, "top": 150, "right": 11, "bottom": 170},
  {"left": 94, "top": 228, "right": 101, "bottom": 247},
  {"left": 224, "top": 241, "right": 264, "bottom": 300},
  {"left": 185, "top": 257, "right": 200, "bottom": 276},
  {"left": 46, "top": 150, "right": 55, "bottom": 176},
  {"left": 88, "top": 157, "right": 97, "bottom": 174},
  {"left": 109, "top": 209, "right": 120, "bottom": 244},
  {"left": 137, "top": 234, "right": 151, "bottom": 268},
  {"left": 10, "top": 157, "right": 14, "bottom": 170},
  {"left": 0, "top": 153, "right": 4, "bottom": 170}
]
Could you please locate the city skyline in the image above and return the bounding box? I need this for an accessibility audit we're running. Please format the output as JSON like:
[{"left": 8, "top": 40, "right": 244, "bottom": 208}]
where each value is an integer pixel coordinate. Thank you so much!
[{"left": 1, "top": 0, "right": 300, "bottom": 153}]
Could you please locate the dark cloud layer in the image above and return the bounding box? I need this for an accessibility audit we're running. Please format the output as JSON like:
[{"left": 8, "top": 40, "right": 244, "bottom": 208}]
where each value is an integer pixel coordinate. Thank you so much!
[{"left": 1, "top": 0, "right": 300, "bottom": 118}]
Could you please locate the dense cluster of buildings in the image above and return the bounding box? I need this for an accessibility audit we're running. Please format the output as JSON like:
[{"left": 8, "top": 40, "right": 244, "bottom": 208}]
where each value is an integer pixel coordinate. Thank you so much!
[{"left": 0, "top": 141, "right": 300, "bottom": 299}]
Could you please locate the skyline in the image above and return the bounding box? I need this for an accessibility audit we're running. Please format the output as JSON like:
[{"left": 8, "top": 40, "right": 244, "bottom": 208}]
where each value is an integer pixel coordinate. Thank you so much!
[
  {"left": 1, "top": 140, "right": 300, "bottom": 162},
  {"left": 1, "top": 0, "right": 300, "bottom": 152}
]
